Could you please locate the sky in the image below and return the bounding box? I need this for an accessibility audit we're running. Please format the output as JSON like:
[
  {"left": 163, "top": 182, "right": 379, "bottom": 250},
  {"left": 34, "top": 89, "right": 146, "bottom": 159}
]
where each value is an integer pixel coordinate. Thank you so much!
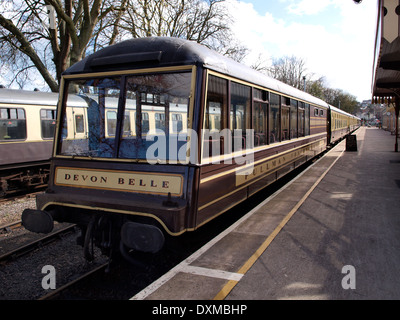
[
  {"left": 0, "top": 0, "right": 378, "bottom": 102},
  {"left": 226, "top": 0, "right": 378, "bottom": 102}
]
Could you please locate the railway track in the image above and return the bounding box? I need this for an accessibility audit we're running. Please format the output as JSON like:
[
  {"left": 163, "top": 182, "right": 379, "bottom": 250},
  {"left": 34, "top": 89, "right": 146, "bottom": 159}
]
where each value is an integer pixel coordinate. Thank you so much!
[
  {"left": 0, "top": 223, "right": 77, "bottom": 263},
  {"left": 0, "top": 190, "right": 44, "bottom": 204},
  {"left": 0, "top": 218, "right": 109, "bottom": 299},
  {"left": 38, "top": 262, "right": 109, "bottom": 300},
  {"left": 0, "top": 220, "right": 21, "bottom": 233}
]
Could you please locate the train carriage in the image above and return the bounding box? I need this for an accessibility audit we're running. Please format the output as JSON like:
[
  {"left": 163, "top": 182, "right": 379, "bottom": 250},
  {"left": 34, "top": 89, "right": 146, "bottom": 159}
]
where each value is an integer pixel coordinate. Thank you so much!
[
  {"left": 22, "top": 37, "right": 358, "bottom": 261},
  {"left": 0, "top": 89, "right": 91, "bottom": 196},
  {"left": 0, "top": 89, "right": 59, "bottom": 196}
]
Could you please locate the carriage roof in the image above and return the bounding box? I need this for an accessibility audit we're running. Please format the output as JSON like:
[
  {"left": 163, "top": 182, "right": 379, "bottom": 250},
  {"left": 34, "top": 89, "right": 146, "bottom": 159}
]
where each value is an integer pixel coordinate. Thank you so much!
[
  {"left": 0, "top": 88, "right": 86, "bottom": 107},
  {"left": 64, "top": 37, "right": 330, "bottom": 108}
]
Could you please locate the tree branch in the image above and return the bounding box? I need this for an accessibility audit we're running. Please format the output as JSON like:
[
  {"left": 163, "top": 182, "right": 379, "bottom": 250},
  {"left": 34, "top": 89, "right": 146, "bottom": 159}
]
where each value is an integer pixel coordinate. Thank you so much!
[{"left": 0, "top": 13, "right": 58, "bottom": 91}]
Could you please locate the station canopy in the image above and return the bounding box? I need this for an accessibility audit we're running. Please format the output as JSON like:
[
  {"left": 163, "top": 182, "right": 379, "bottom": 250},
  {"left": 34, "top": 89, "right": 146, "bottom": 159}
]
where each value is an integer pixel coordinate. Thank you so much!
[{"left": 372, "top": 0, "right": 400, "bottom": 103}]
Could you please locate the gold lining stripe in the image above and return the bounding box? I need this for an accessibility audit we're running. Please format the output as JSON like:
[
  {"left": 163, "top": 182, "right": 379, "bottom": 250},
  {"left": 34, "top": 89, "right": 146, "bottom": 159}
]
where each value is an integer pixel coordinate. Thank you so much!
[
  {"left": 200, "top": 137, "right": 326, "bottom": 184},
  {"left": 40, "top": 201, "right": 191, "bottom": 236},
  {"left": 197, "top": 139, "right": 326, "bottom": 212},
  {"left": 0, "top": 139, "right": 53, "bottom": 145},
  {"left": 201, "top": 132, "right": 326, "bottom": 165}
]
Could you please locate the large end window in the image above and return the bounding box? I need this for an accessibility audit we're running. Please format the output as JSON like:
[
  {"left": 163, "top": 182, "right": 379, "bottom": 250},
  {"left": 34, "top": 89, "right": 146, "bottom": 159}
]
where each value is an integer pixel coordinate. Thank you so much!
[
  {"left": 58, "top": 72, "right": 192, "bottom": 162},
  {"left": 60, "top": 77, "right": 121, "bottom": 158}
]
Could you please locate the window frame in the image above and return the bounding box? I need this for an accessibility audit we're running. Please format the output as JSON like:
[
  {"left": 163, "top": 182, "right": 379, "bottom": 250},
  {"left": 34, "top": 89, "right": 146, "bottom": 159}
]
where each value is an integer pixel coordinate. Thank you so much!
[{"left": 0, "top": 107, "right": 27, "bottom": 141}]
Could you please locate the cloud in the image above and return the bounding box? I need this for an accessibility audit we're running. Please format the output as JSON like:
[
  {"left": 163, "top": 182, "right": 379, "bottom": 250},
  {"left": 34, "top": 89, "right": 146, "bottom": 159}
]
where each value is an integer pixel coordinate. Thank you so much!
[{"left": 226, "top": 0, "right": 378, "bottom": 101}]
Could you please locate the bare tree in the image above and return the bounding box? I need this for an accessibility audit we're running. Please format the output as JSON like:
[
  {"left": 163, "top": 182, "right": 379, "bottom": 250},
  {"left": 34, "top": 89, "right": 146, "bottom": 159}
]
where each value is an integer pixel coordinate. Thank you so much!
[
  {"left": 266, "top": 55, "right": 359, "bottom": 111},
  {"left": 120, "top": 0, "right": 247, "bottom": 61},
  {"left": 0, "top": 0, "right": 125, "bottom": 91},
  {"left": 267, "top": 55, "right": 308, "bottom": 90},
  {"left": 0, "top": 0, "right": 246, "bottom": 91},
  {"left": 250, "top": 53, "right": 270, "bottom": 73}
]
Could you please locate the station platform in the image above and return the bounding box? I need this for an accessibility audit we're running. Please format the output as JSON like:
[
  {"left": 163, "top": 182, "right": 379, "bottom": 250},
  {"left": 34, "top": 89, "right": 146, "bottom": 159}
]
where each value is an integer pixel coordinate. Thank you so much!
[{"left": 132, "top": 127, "right": 400, "bottom": 300}]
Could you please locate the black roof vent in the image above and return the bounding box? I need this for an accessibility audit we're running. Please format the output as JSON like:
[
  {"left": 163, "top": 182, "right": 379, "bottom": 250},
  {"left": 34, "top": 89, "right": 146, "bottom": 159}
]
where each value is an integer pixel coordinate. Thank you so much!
[{"left": 90, "top": 51, "right": 162, "bottom": 69}]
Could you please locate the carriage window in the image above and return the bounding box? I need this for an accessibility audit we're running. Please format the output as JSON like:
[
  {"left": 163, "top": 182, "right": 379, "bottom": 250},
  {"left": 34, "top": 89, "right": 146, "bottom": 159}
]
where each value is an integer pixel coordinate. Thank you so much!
[
  {"left": 290, "top": 99, "right": 298, "bottom": 139},
  {"left": 314, "top": 108, "right": 319, "bottom": 116},
  {"left": 305, "top": 104, "right": 310, "bottom": 136},
  {"left": 203, "top": 75, "right": 228, "bottom": 158},
  {"left": 119, "top": 72, "right": 191, "bottom": 161},
  {"left": 171, "top": 113, "right": 182, "bottom": 133},
  {"left": 60, "top": 72, "right": 192, "bottom": 161},
  {"left": 281, "top": 106, "right": 289, "bottom": 141},
  {"left": 41, "top": 109, "right": 57, "bottom": 139},
  {"left": 60, "top": 77, "right": 121, "bottom": 158},
  {"left": 298, "top": 102, "right": 305, "bottom": 137},
  {"left": 75, "top": 114, "right": 85, "bottom": 133},
  {"left": 142, "top": 112, "right": 149, "bottom": 134},
  {"left": 155, "top": 113, "right": 166, "bottom": 132},
  {"left": 253, "top": 88, "right": 268, "bottom": 147},
  {"left": 108, "top": 110, "right": 132, "bottom": 136},
  {"left": 230, "top": 82, "right": 251, "bottom": 150},
  {"left": 205, "top": 75, "right": 227, "bottom": 132},
  {"left": 0, "top": 108, "right": 27, "bottom": 141},
  {"left": 269, "top": 94, "right": 280, "bottom": 143},
  {"left": 106, "top": 111, "right": 117, "bottom": 136},
  {"left": 253, "top": 102, "right": 267, "bottom": 147}
]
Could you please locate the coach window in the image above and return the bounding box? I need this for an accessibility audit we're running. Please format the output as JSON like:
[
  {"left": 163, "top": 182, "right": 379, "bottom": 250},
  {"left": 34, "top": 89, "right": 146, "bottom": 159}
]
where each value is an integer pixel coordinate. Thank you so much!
[
  {"left": 61, "top": 77, "right": 121, "bottom": 158},
  {"left": 281, "top": 98, "right": 290, "bottom": 141},
  {"left": 305, "top": 104, "right": 310, "bottom": 135},
  {"left": 155, "top": 113, "right": 166, "bottom": 132},
  {"left": 269, "top": 93, "right": 280, "bottom": 143},
  {"left": 205, "top": 75, "right": 227, "bottom": 131},
  {"left": 230, "top": 82, "right": 251, "bottom": 150},
  {"left": 75, "top": 114, "right": 85, "bottom": 133},
  {"left": 203, "top": 75, "right": 228, "bottom": 158},
  {"left": 0, "top": 108, "right": 26, "bottom": 140},
  {"left": 121, "top": 72, "right": 192, "bottom": 162},
  {"left": 142, "top": 112, "right": 150, "bottom": 134},
  {"left": 253, "top": 89, "right": 268, "bottom": 147},
  {"left": 290, "top": 99, "right": 298, "bottom": 139},
  {"left": 41, "top": 109, "right": 57, "bottom": 139},
  {"left": 171, "top": 113, "right": 183, "bottom": 133},
  {"left": 106, "top": 111, "right": 117, "bottom": 136},
  {"left": 298, "top": 102, "right": 305, "bottom": 137}
]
